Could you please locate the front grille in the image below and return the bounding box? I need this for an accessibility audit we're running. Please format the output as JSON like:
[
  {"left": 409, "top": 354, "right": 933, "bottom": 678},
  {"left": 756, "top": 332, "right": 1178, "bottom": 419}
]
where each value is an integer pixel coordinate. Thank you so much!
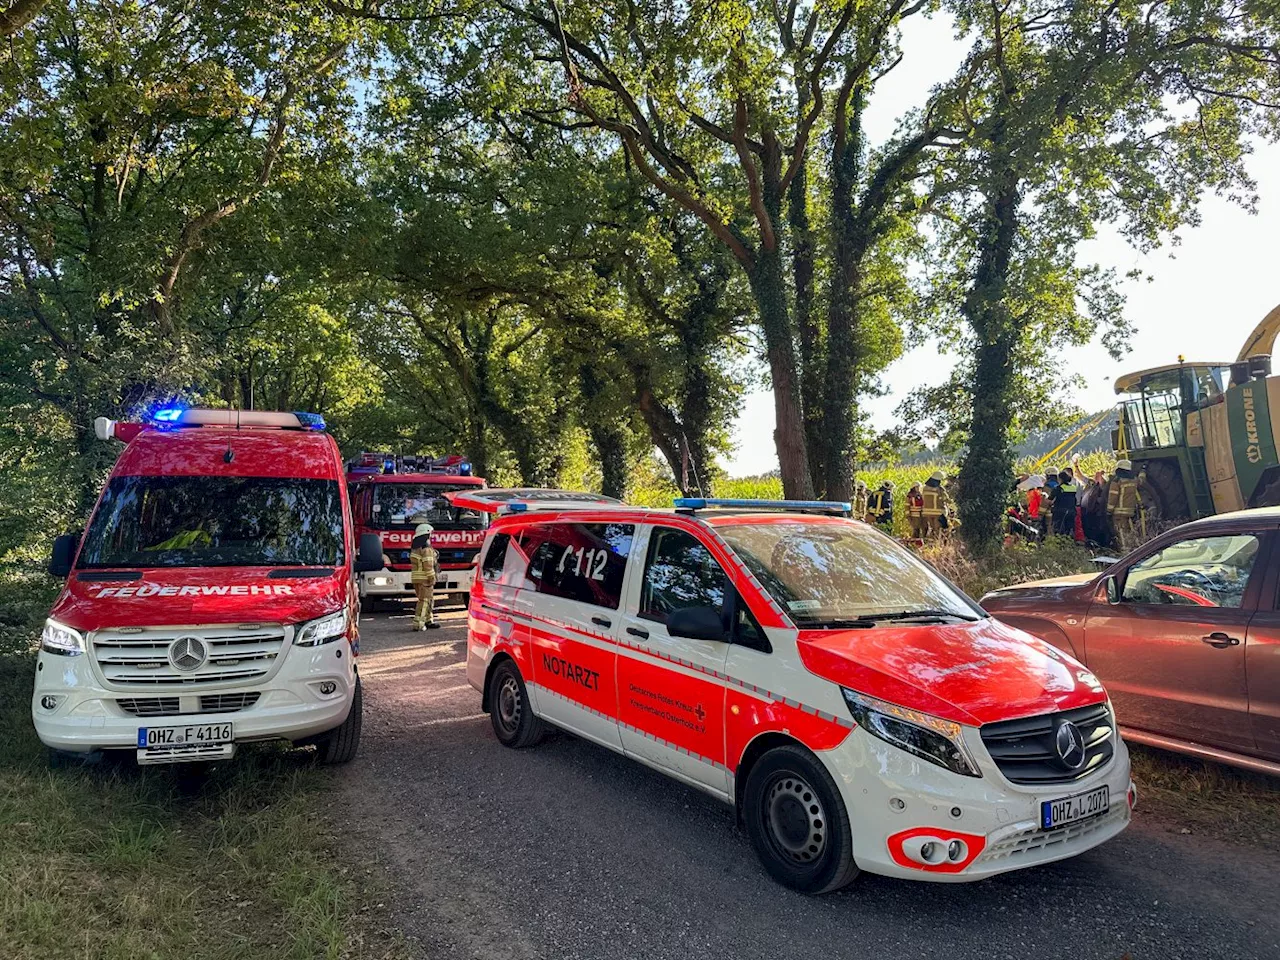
[
  {"left": 117, "top": 697, "right": 181, "bottom": 717},
  {"left": 92, "top": 624, "right": 285, "bottom": 688},
  {"left": 199, "top": 692, "right": 260, "bottom": 713},
  {"left": 980, "top": 702, "right": 1114, "bottom": 785},
  {"left": 977, "top": 804, "right": 1128, "bottom": 865}
]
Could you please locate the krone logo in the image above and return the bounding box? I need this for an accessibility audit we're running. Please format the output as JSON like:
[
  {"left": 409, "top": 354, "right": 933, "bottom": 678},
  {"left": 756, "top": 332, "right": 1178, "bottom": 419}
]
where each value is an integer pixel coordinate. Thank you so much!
[
  {"left": 168, "top": 636, "right": 207, "bottom": 672},
  {"left": 1054, "top": 720, "right": 1087, "bottom": 770}
]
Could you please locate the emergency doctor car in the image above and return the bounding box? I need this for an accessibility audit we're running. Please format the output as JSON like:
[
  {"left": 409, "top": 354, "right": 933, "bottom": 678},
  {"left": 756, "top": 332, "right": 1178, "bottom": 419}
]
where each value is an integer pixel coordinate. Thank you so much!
[
  {"left": 457, "top": 492, "right": 1135, "bottom": 892},
  {"left": 32, "top": 408, "right": 384, "bottom": 766}
]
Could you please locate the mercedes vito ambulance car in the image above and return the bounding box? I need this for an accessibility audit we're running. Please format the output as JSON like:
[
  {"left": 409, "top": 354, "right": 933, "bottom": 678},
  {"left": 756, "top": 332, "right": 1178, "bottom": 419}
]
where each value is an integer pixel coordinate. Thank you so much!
[
  {"left": 33, "top": 408, "right": 383, "bottom": 766},
  {"left": 455, "top": 492, "right": 1134, "bottom": 892}
]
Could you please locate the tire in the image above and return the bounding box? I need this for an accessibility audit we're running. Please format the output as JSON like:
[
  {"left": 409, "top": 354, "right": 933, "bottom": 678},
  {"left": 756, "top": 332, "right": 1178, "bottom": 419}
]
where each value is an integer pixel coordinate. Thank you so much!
[
  {"left": 314, "top": 679, "right": 362, "bottom": 764},
  {"left": 488, "top": 659, "right": 545, "bottom": 748},
  {"left": 742, "top": 744, "right": 858, "bottom": 894},
  {"left": 1141, "top": 459, "right": 1190, "bottom": 524}
]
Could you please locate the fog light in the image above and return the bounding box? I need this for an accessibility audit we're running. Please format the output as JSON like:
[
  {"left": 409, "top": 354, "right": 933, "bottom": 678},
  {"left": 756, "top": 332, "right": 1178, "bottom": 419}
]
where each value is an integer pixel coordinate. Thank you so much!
[
  {"left": 919, "top": 841, "right": 940, "bottom": 863},
  {"left": 40, "top": 695, "right": 60, "bottom": 711},
  {"left": 318, "top": 681, "right": 337, "bottom": 696},
  {"left": 947, "top": 839, "right": 966, "bottom": 862},
  {"left": 371, "top": 577, "right": 391, "bottom": 586}
]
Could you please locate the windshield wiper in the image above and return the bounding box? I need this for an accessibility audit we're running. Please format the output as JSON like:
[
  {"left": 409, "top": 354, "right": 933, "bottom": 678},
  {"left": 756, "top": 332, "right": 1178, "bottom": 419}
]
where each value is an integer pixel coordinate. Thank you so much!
[{"left": 854, "top": 609, "right": 982, "bottom": 623}]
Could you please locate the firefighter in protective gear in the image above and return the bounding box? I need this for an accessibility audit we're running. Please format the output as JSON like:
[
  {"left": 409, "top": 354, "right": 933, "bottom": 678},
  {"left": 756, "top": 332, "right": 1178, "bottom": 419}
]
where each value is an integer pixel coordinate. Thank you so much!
[
  {"left": 1107, "top": 460, "right": 1143, "bottom": 547},
  {"left": 921, "top": 471, "right": 951, "bottom": 538},
  {"left": 906, "top": 483, "right": 925, "bottom": 539},
  {"left": 868, "top": 481, "right": 894, "bottom": 528},
  {"left": 852, "top": 480, "right": 869, "bottom": 522},
  {"left": 410, "top": 522, "right": 440, "bottom": 631}
]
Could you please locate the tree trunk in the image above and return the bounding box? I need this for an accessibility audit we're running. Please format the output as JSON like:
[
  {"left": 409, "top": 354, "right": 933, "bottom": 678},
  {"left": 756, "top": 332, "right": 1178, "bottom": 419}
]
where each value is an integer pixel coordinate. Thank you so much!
[
  {"left": 788, "top": 81, "right": 823, "bottom": 488},
  {"left": 752, "top": 138, "right": 814, "bottom": 499},
  {"left": 591, "top": 423, "right": 629, "bottom": 500},
  {"left": 822, "top": 87, "right": 868, "bottom": 503},
  {"left": 958, "top": 159, "right": 1022, "bottom": 553}
]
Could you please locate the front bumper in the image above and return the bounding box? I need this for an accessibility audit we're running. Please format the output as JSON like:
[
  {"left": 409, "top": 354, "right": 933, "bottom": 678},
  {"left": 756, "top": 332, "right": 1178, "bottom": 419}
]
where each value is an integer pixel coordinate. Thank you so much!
[
  {"left": 822, "top": 727, "right": 1132, "bottom": 881},
  {"left": 31, "top": 642, "right": 357, "bottom": 755},
  {"left": 358, "top": 568, "right": 474, "bottom": 600}
]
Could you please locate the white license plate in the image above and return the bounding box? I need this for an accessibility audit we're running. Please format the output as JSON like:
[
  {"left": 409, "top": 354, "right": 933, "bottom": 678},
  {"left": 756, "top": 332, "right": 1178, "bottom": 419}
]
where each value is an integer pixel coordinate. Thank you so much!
[
  {"left": 137, "top": 723, "right": 233, "bottom": 749},
  {"left": 1041, "top": 784, "right": 1109, "bottom": 830}
]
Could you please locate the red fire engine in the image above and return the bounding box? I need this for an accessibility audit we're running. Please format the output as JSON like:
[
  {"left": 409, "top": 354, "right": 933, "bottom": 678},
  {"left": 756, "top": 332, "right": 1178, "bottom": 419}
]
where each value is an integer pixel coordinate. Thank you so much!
[{"left": 346, "top": 454, "right": 488, "bottom": 608}]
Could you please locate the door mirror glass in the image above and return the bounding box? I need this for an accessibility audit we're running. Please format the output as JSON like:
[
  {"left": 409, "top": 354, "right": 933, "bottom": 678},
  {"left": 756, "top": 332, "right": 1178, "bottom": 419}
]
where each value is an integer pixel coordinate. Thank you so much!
[
  {"left": 49, "top": 534, "right": 78, "bottom": 578},
  {"left": 1120, "top": 534, "right": 1260, "bottom": 608},
  {"left": 355, "top": 532, "right": 384, "bottom": 572},
  {"left": 666, "top": 605, "right": 728, "bottom": 643},
  {"left": 1104, "top": 575, "right": 1120, "bottom": 605}
]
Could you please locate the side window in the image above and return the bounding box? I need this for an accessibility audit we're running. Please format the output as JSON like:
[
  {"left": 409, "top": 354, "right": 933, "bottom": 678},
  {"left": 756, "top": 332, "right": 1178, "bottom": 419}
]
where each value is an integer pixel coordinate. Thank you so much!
[
  {"left": 525, "top": 523, "right": 634, "bottom": 609},
  {"left": 481, "top": 533, "right": 511, "bottom": 582},
  {"left": 1121, "top": 534, "right": 1261, "bottom": 609},
  {"left": 640, "top": 528, "right": 727, "bottom": 622}
]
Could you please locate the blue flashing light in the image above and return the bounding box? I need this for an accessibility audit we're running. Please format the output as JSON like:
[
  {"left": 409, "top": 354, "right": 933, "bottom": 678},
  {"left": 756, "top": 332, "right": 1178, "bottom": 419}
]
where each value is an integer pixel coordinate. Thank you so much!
[
  {"left": 292, "top": 411, "right": 327, "bottom": 431},
  {"left": 151, "top": 406, "right": 185, "bottom": 423},
  {"left": 674, "top": 497, "right": 852, "bottom": 514},
  {"left": 459, "top": 461, "right": 472, "bottom": 476},
  {"left": 504, "top": 503, "right": 529, "bottom": 513}
]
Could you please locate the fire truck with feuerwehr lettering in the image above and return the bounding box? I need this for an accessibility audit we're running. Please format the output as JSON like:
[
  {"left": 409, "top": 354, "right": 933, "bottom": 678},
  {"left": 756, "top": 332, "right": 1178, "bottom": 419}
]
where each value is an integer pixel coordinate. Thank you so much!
[{"left": 346, "top": 453, "right": 488, "bottom": 609}]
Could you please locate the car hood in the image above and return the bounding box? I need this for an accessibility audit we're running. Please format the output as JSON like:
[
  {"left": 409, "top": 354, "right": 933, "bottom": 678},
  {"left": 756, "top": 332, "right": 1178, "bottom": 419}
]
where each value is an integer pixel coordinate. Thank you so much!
[
  {"left": 796, "top": 616, "right": 1106, "bottom": 727},
  {"left": 980, "top": 572, "right": 1097, "bottom": 607},
  {"left": 48, "top": 567, "right": 345, "bottom": 632}
]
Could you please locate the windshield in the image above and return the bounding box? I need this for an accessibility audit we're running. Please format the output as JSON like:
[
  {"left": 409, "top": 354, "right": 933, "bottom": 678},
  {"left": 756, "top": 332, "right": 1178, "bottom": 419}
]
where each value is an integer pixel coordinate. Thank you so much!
[
  {"left": 369, "top": 483, "right": 484, "bottom": 530},
  {"left": 78, "top": 476, "right": 345, "bottom": 569},
  {"left": 717, "top": 520, "right": 980, "bottom": 627}
]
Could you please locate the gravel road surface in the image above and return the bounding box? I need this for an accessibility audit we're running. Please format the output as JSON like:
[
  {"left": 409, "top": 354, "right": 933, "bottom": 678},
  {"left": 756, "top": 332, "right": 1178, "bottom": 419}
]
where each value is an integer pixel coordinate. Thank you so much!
[{"left": 337, "top": 609, "right": 1280, "bottom": 960}]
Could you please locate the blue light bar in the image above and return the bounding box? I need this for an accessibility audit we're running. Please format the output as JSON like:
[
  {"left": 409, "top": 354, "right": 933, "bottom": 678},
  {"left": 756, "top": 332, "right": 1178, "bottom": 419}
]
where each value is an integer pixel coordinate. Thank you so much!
[
  {"left": 674, "top": 497, "right": 852, "bottom": 514},
  {"left": 151, "top": 406, "right": 185, "bottom": 423},
  {"left": 292, "top": 411, "right": 327, "bottom": 431}
]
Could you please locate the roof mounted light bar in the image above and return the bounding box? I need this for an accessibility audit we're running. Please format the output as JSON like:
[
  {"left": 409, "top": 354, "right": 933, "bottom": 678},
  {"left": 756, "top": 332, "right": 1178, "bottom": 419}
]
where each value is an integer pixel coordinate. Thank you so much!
[
  {"left": 145, "top": 408, "right": 326, "bottom": 431},
  {"left": 447, "top": 489, "right": 624, "bottom": 515},
  {"left": 674, "top": 497, "right": 852, "bottom": 516}
]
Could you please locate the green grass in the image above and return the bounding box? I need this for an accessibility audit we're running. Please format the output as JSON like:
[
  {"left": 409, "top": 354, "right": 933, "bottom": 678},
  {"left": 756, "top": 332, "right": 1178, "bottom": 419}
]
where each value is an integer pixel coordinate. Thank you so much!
[{"left": 0, "top": 571, "right": 406, "bottom": 960}]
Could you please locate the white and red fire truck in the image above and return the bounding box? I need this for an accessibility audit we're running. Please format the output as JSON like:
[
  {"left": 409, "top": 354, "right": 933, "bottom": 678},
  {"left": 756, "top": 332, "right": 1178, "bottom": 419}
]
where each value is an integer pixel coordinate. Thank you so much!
[{"left": 346, "top": 453, "right": 488, "bottom": 608}]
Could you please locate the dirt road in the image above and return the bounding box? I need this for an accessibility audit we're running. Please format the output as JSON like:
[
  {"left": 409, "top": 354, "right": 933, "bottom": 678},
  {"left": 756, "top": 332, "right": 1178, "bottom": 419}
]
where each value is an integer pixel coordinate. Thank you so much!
[{"left": 337, "top": 609, "right": 1280, "bottom": 960}]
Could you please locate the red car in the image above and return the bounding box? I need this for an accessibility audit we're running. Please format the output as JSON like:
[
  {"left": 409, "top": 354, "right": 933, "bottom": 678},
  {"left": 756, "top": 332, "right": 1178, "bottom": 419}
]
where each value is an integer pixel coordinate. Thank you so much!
[{"left": 982, "top": 508, "right": 1280, "bottom": 775}]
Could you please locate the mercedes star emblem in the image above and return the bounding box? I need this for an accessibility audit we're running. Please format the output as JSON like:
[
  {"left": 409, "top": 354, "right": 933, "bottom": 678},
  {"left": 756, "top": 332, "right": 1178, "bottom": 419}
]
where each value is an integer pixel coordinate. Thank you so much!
[
  {"left": 168, "top": 636, "right": 208, "bottom": 672},
  {"left": 1054, "top": 720, "right": 1087, "bottom": 770}
]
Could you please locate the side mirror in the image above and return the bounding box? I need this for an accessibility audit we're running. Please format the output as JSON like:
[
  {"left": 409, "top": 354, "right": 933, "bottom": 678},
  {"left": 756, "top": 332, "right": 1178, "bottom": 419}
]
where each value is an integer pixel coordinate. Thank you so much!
[
  {"left": 355, "top": 533, "right": 384, "bottom": 573},
  {"left": 666, "top": 606, "right": 728, "bottom": 643},
  {"left": 49, "top": 534, "right": 78, "bottom": 578},
  {"left": 1103, "top": 575, "right": 1121, "bottom": 604}
]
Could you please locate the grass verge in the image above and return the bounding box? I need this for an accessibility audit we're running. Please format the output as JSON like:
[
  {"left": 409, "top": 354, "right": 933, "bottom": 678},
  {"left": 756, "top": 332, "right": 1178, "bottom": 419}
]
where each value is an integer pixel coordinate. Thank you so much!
[
  {"left": 1128, "top": 743, "right": 1280, "bottom": 849},
  {"left": 0, "top": 569, "right": 406, "bottom": 960}
]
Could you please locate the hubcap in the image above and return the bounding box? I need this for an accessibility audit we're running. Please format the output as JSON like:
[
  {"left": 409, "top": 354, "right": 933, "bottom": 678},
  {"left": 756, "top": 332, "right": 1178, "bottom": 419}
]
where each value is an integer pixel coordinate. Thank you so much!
[
  {"left": 764, "top": 773, "right": 826, "bottom": 864},
  {"left": 496, "top": 676, "right": 522, "bottom": 733}
]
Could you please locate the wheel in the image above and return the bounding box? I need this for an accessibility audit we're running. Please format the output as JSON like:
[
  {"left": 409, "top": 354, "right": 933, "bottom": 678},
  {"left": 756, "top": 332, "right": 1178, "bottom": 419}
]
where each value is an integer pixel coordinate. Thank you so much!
[
  {"left": 488, "top": 659, "right": 545, "bottom": 748},
  {"left": 1140, "top": 459, "right": 1190, "bottom": 525},
  {"left": 742, "top": 744, "right": 858, "bottom": 893},
  {"left": 314, "top": 679, "right": 362, "bottom": 764}
]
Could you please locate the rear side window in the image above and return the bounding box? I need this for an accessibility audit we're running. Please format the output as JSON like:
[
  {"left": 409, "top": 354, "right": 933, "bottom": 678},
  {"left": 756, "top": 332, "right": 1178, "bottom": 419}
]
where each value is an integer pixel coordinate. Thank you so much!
[
  {"left": 481, "top": 533, "right": 511, "bottom": 581},
  {"left": 525, "top": 523, "right": 634, "bottom": 609},
  {"left": 640, "top": 528, "right": 727, "bottom": 622}
]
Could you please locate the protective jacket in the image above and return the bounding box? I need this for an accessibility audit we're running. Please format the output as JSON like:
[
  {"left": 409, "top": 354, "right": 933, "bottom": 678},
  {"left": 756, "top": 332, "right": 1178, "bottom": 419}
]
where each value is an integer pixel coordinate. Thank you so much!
[
  {"left": 869, "top": 487, "right": 894, "bottom": 524},
  {"left": 1107, "top": 470, "right": 1141, "bottom": 518},
  {"left": 410, "top": 536, "right": 439, "bottom": 584},
  {"left": 921, "top": 479, "right": 949, "bottom": 518}
]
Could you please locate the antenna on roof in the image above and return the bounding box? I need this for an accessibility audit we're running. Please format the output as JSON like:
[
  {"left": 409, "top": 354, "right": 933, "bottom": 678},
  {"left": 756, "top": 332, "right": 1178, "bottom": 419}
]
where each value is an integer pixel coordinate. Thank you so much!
[{"left": 225, "top": 408, "right": 237, "bottom": 464}]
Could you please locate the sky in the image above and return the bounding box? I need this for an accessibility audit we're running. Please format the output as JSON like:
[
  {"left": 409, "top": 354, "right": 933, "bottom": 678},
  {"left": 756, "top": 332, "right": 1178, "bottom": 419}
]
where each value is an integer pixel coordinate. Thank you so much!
[{"left": 724, "top": 15, "right": 1280, "bottom": 477}]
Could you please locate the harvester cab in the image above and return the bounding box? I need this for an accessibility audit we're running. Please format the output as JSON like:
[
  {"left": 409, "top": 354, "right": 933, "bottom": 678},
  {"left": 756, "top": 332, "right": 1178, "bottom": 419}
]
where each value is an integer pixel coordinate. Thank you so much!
[{"left": 1112, "top": 302, "right": 1280, "bottom": 524}]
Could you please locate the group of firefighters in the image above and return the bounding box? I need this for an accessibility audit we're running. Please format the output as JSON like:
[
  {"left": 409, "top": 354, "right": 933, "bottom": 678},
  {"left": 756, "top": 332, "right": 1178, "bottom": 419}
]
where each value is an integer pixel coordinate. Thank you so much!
[
  {"left": 850, "top": 457, "right": 1145, "bottom": 547},
  {"left": 851, "top": 470, "right": 958, "bottom": 539}
]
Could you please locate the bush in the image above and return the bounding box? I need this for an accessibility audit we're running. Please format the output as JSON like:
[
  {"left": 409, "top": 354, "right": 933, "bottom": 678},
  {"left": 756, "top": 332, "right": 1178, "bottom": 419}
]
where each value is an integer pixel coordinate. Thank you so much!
[
  {"left": 921, "top": 536, "right": 1098, "bottom": 600},
  {"left": 0, "top": 565, "right": 58, "bottom": 659}
]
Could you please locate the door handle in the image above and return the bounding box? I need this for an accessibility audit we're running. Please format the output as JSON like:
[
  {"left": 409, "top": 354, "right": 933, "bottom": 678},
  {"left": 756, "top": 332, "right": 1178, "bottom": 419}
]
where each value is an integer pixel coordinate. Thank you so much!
[
  {"left": 591, "top": 616, "right": 612, "bottom": 628},
  {"left": 1201, "top": 632, "right": 1241, "bottom": 648},
  {"left": 626, "top": 626, "right": 649, "bottom": 639}
]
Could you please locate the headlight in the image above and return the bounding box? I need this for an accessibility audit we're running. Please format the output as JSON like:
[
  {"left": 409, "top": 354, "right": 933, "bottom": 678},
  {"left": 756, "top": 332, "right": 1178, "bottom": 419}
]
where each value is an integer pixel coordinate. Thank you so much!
[
  {"left": 842, "top": 688, "right": 981, "bottom": 778},
  {"left": 41, "top": 619, "right": 85, "bottom": 657},
  {"left": 295, "top": 610, "right": 349, "bottom": 647}
]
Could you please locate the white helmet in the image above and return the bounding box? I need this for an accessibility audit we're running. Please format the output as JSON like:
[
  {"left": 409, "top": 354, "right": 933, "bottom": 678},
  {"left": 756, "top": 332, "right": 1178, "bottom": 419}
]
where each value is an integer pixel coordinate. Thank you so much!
[
  {"left": 414, "top": 523, "right": 434, "bottom": 537},
  {"left": 1116, "top": 459, "right": 1133, "bottom": 471}
]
